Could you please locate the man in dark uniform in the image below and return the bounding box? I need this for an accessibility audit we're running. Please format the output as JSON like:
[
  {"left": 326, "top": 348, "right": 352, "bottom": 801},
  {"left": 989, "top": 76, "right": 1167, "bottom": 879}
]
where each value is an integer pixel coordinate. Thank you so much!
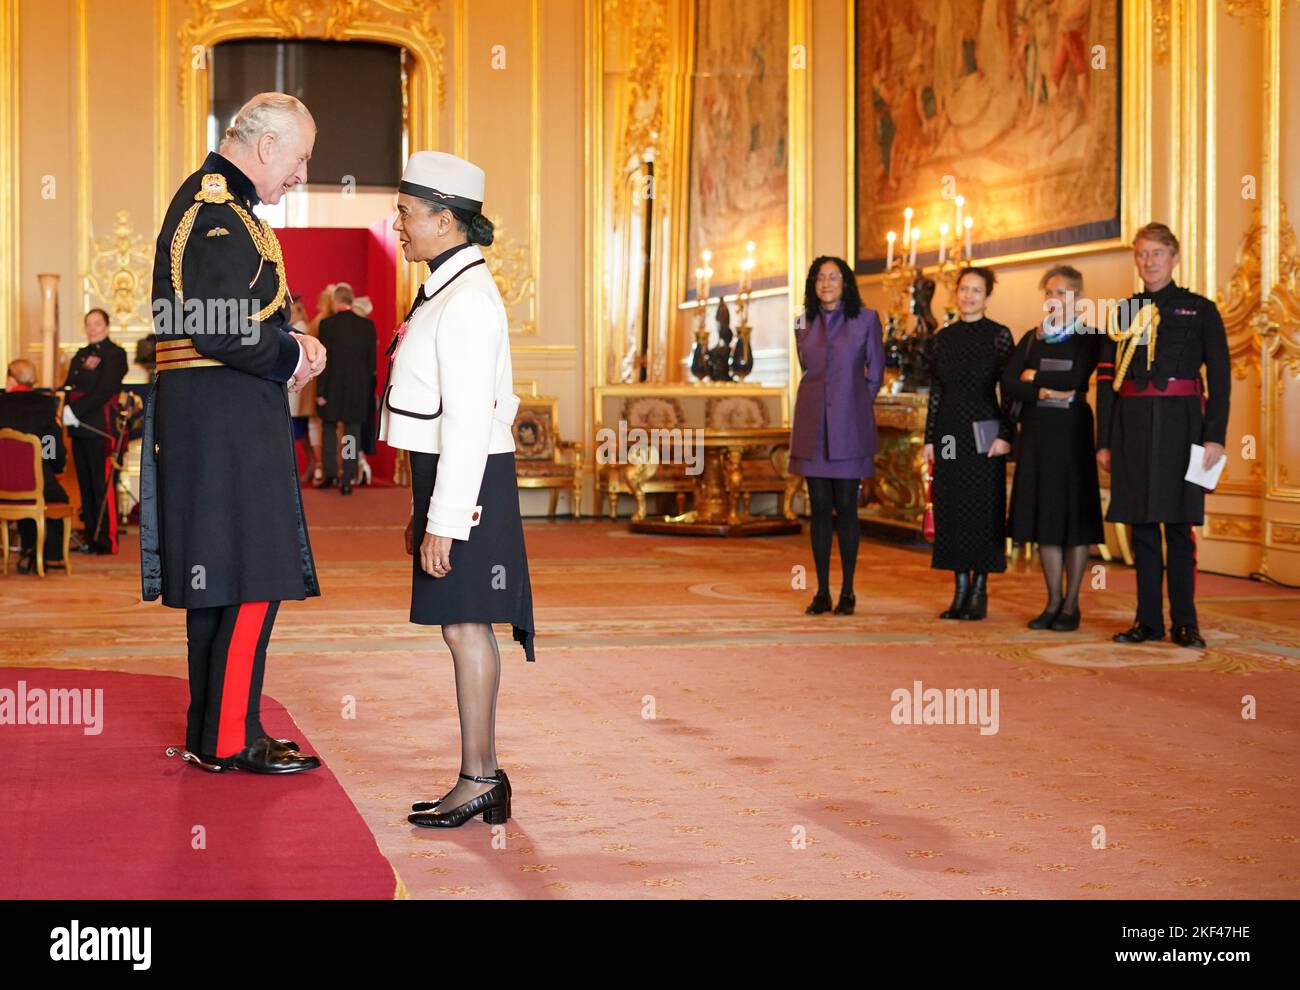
[
  {"left": 142, "top": 91, "right": 327, "bottom": 773},
  {"left": 315, "top": 282, "right": 377, "bottom": 494},
  {"left": 61, "top": 308, "right": 127, "bottom": 554},
  {"left": 1, "top": 359, "right": 69, "bottom": 572},
  {"left": 1096, "top": 222, "right": 1231, "bottom": 649}
]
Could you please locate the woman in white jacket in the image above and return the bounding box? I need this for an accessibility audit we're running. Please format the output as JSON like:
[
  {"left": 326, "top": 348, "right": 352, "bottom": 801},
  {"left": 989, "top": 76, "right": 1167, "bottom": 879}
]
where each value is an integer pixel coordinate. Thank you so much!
[{"left": 379, "top": 151, "right": 535, "bottom": 829}]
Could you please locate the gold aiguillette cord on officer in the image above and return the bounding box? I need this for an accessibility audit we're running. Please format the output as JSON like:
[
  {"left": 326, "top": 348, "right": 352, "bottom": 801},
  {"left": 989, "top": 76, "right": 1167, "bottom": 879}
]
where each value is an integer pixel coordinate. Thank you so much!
[
  {"left": 160, "top": 173, "right": 289, "bottom": 374},
  {"left": 1106, "top": 300, "right": 1160, "bottom": 391}
]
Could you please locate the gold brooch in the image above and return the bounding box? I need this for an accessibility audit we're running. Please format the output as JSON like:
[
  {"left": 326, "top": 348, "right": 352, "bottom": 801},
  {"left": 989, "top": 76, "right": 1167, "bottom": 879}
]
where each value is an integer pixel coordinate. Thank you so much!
[{"left": 205, "top": 227, "right": 230, "bottom": 237}]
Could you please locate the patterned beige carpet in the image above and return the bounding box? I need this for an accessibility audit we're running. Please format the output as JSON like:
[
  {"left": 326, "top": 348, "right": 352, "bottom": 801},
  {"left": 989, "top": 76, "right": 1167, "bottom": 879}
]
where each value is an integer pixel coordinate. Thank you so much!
[{"left": 3, "top": 486, "right": 1298, "bottom": 899}]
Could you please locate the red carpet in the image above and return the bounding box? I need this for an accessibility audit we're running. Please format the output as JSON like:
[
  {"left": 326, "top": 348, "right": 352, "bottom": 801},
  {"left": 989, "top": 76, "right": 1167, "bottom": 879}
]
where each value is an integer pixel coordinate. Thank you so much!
[{"left": 0, "top": 667, "right": 399, "bottom": 899}]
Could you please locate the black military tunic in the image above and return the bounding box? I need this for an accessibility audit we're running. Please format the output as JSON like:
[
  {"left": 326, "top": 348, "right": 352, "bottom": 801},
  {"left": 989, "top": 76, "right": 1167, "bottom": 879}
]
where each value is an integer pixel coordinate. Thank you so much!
[
  {"left": 63, "top": 337, "right": 127, "bottom": 550},
  {"left": 1096, "top": 282, "right": 1231, "bottom": 525},
  {"left": 140, "top": 151, "right": 319, "bottom": 608}
]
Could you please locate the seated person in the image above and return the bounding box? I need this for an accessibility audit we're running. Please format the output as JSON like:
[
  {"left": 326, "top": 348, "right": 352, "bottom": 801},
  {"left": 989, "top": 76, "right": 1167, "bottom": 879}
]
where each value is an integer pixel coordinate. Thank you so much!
[{"left": 0, "top": 359, "right": 69, "bottom": 572}]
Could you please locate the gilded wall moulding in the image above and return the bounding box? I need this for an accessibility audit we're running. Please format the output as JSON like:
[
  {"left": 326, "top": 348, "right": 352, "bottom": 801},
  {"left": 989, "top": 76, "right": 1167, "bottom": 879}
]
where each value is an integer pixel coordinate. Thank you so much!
[
  {"left": 83, "top": 211, "right": 154, "bottom": 328},
  {"left": 1263, "top": 202, "right": 1300, "bottom": 375},
  {"left": 1152, "top": 0, "right": 1171, "bottom": 66},
  {"left": 1217, "top": 206, "right": 1263, "bottom": 380},
  {"left": 1206, "top": 513, "right": 1264, "bottom": 542},
  {"left": 179, "top": 0, "right": 446, "bottom": 108},
  {"left": 1225, "top": 0, "right": 1292, "bottom": 23},
  {"left": 484, "top": 215, "right": 538, "bottom": 336},
  {"left": 618, "top": 0, "right": 670, "bottom": 169}
]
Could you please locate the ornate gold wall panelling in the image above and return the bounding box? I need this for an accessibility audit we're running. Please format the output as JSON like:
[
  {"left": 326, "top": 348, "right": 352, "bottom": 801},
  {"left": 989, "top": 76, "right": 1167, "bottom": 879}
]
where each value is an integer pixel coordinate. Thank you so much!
[
  {"left": 1262, "top": 203, "right": 1300, "bottom": 509},
  {"left": 0, "top": 1, "right": 18, "bottom": 368},
  {"left": 1204, "top": 512, "right": 1264, "bottom": 543}
]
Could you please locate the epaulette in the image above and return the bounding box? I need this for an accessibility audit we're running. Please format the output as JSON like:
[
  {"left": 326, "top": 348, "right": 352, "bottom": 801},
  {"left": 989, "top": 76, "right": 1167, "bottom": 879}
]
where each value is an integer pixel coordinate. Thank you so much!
[{"left": 169, "top": 173, "right": 288, "bottom": 321}]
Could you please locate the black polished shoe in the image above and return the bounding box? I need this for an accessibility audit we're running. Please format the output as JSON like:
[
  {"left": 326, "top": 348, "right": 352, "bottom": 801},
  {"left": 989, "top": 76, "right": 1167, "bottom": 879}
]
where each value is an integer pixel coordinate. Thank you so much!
[
  {"left": 805, "top": 590, "right": 832, "bottom": 615},
  {"left": 1049, "top": 609, "right": 1080, "bottom": 632},
  {"left": 340, "top": 479, "right": 352, "bottom": 496},
  {"left": 939, "top": 572, "right": 971, "bottom": 619},
  {"left": 1171, "top": 624, "right": 1206, "bottom": 649},
  {"left": 833, "top": 592, "right": 856, "bottom": 615},
  {"left": 315, "top": 477, "right": 337, "bottom": 490},
  {"left": 412, "top": 767, "right": 510, "bottom": 812},
  {"left": 958, "top": 573, "right": 988, "bottom": 620},
  {"left": 1027, "top": 606, "right": 1060, "bottom": 630},
  {"left": 15, "top": 550, "right": 35, "bottom": 575},
  {"left": 229, "top": 735, "right": 321, "bottom": 774},
  {"left": 408, "top": 772, "right": 510, "bottom": 828},
  {"left": 1113, "top": 622, "right": 1164, "bottom": 644}
]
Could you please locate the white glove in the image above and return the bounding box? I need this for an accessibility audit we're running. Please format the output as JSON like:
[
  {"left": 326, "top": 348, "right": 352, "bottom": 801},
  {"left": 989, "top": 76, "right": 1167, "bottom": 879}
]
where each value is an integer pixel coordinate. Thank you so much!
[{"left": 62, "top": 405, "right": 80, "bottom": 428}]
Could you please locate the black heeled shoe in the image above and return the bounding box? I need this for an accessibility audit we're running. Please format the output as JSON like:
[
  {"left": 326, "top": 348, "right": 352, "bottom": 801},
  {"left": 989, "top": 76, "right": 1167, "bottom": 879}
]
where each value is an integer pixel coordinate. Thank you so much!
[
  {"left": 939, "top": 572, "right": 971, "bottom": 619},
  {"left": 958, "top": 573, "right": 988, "bottom": 620},
  {"left": 1049, "top": 609, "right": 1080, "bottom": 631},
  {"left": 833, "top": 592, "right": 856, "bottom": 615},
  {"left": 412, "top": 767, "right": 510, "bottom": 812},
  {"left": 1028, "top": 606, "right": 1060, "bottom": 630},
  {"left": 805, "top": 591, "right": 832, "bottom": 615},
  {"left": 408, "top": 771, "right": 510, "bottom": 828}
]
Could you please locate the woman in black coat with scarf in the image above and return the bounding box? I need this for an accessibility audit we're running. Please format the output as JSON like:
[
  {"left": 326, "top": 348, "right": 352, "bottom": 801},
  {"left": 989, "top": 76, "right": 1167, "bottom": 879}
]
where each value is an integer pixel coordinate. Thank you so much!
[{"left": 1002, "top": 265, "right": 1104, "bottom": 630}]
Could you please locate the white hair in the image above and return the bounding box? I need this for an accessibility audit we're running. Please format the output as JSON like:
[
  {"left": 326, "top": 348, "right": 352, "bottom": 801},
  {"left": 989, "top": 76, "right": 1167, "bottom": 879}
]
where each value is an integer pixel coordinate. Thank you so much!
[{"left": 221, "top": 92, "right": 314, "bottom": 149}]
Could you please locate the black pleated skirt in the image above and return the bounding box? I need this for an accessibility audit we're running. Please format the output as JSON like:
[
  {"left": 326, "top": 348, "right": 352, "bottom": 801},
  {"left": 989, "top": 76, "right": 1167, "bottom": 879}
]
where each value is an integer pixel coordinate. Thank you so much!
[{"left": 410, "top": 451, "right": 536, "bottom": 661}]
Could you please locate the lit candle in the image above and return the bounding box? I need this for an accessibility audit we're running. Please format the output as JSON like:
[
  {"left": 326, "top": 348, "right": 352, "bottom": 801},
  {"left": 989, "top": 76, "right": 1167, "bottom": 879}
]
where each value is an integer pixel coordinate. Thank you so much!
[
  {"left": 745, "top": 241, "right": 756, "bottom": 293},
  {"left": 695, "top": 266, "right": 704, "bottom": 303},
  {"left": 963, "top": 216, "right": 973, "bottom": 260},
  {"left": 909, "top": 227, "right": 920, "bottom": 268},
  {"left": 955, "top": 195, "right": 964, "bottom": 236},
  {"left": 903, "top": 208, "right": 913, "bottom": 248},
  {"left": 939, "top": 223, "right": 948, "bottom": 265},
  {"left": 886, "top": 230, "right": 896, "bottom": 268}
]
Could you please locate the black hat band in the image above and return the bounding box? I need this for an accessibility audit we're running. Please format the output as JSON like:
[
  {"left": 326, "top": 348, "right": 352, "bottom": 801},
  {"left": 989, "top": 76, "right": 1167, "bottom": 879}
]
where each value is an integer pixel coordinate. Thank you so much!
[{"left": 399, "top": 180, "right": 483, "bottom": 213}]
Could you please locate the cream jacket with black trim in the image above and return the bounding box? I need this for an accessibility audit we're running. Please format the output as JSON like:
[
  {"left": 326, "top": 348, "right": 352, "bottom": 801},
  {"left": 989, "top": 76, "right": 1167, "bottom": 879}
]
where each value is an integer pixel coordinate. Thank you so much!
[{"left": 378, "top": 244, "right": 519, "bottom": 540}]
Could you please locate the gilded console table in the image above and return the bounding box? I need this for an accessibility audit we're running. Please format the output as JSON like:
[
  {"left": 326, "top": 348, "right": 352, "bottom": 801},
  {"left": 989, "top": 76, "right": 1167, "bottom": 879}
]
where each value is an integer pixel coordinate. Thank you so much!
[
  {"left": 627, "top": 427, "right": 802, "bottom": 537},
  {"left": 860, "top": 392, "right": 929, "bottom": 539}
]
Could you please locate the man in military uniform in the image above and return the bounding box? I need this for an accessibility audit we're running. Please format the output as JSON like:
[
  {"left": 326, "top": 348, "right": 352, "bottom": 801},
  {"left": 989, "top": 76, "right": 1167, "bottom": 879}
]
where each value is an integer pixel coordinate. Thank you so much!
[
  {"left": 143, "top": 92, "right": 327, "bottom": 773},
  {"left": 1096, "top": 222, "right": 1231, "bottom": 649},
  {"left": 61, "top": 308, "right": 127, "bottom": 554}
]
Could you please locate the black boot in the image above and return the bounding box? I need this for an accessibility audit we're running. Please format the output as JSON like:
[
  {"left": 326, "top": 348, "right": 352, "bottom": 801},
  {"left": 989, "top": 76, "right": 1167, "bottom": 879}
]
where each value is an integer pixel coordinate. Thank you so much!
[
  {"left": 805, "top": 590, "right": 832, "bottom": 615},
  {"left": 939, "top": 572, "right": 971, "bottom": 619},
  {"left": 959, "top": 573, "right": 988, "bottom": 620}
]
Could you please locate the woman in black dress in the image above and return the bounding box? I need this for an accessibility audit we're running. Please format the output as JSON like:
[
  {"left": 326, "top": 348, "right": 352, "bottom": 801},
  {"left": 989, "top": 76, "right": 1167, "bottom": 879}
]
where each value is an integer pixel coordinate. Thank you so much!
[
  {"left": 1002, "top": 265, "right": 1104, "bottom": 630},
  {"left": 923, "top": 267, "right": 1015, "bottom": 620}
]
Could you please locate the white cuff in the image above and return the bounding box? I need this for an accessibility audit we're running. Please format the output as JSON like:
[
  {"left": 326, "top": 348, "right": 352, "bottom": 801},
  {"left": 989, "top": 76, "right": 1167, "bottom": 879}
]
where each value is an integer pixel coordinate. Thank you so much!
[
  {"left": 288, "top": 337, "right": 307, "bottom": 383},
  {"left": 426, "top": 501, "right": 483, "bottom": 542}
]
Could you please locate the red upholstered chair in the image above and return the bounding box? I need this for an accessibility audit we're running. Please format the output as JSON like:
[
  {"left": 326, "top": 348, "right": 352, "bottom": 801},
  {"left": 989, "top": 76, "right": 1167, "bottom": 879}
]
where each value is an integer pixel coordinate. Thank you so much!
[{"left": 0, "top": 428, "right": 75, "bottom": 577}]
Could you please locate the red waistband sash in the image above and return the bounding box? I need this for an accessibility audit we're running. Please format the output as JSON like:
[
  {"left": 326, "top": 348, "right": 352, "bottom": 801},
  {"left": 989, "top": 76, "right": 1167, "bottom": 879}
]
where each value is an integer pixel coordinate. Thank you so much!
[{"left": 1119, "top": 377, "right": 1205, "bottom": 410}]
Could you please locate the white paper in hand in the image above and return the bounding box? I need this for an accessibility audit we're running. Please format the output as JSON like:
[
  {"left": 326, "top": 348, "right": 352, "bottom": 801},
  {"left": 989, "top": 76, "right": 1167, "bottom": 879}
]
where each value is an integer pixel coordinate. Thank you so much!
[{"left": 1185, "top": 444, "right": 1226, "bottom": 490}]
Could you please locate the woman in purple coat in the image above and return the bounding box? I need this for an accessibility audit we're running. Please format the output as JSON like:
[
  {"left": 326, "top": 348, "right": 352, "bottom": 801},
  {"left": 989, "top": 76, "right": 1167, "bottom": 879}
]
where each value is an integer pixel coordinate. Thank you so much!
[{"left": 789, "top": 256, "right": 885, "bottom": 615}]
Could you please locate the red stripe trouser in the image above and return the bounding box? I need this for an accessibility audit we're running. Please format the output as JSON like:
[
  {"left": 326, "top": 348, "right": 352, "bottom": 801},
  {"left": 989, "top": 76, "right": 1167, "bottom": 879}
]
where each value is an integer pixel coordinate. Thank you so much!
[{"left": 184, "top": 602, "right": 280, "bottom": 757}]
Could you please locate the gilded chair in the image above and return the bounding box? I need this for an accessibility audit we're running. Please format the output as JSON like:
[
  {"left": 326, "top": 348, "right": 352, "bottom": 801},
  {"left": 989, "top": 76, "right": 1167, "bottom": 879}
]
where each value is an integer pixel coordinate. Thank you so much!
[
  {"left": 0, "top": 428, "right": 75, "bottom": 577},
  {"left": 512, "top": 395, "right": 583, "bottom": 518}
]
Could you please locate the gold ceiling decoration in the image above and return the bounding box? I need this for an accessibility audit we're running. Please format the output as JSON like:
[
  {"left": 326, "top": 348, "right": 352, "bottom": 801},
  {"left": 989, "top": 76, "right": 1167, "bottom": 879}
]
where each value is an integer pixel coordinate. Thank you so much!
[
  {"left": 83, "top": 210, "right": 154, "bottom": 328},
  {"left": 1217, "top": 206, "right": 1263, "bottom": 380},
  {"left": 178, "top": 0, "right": 446, "bottom": 108}
]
